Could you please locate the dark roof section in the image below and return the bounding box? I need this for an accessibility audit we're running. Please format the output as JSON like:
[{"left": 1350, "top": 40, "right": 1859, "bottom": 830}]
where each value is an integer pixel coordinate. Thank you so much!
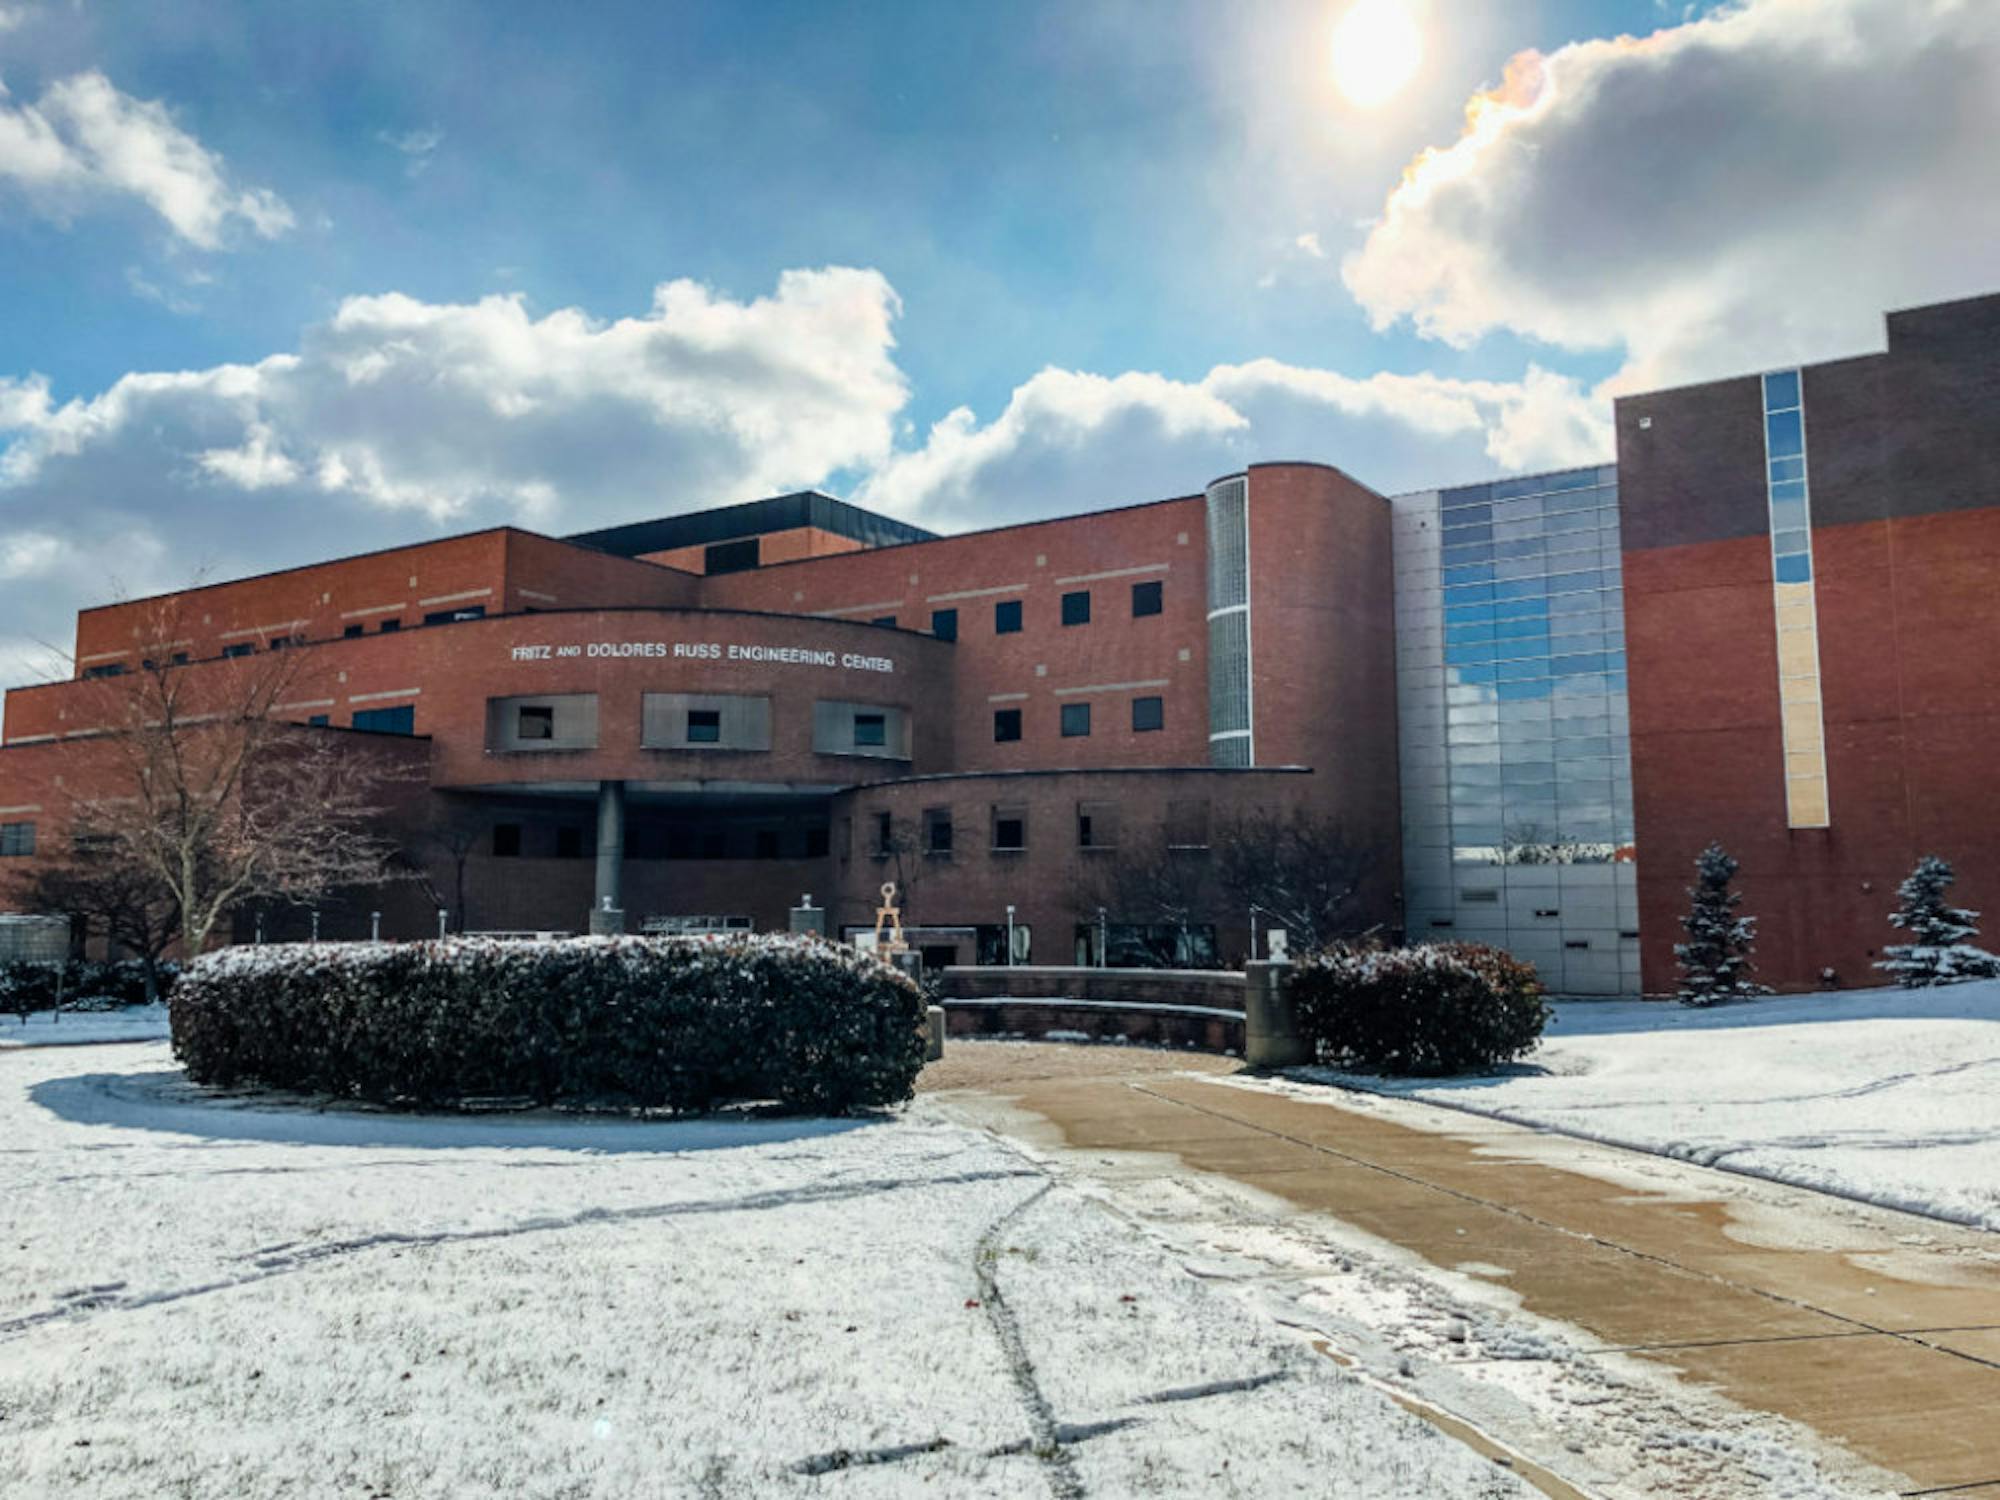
[{"left": 565, "top": 491, "right": 935, "bottom": 559}]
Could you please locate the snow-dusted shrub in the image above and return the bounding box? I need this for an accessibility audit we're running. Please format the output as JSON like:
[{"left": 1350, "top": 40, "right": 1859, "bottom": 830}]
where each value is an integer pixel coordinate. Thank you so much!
[
  {"left": 0, "top": 958, "right": 175, "bottom": 1014},
  {"left": 1287, "top": 942, "right": 1550, "bottom": 1076},
  {"left": 1877, "top": 856, "right": 2000, "bottom": 988},
  {"left": 169, "top": 935, "right": 927, "bottom": 1114},
  {"left": 1674, "top": 843, "right": 1770, "bottom": 1006}
]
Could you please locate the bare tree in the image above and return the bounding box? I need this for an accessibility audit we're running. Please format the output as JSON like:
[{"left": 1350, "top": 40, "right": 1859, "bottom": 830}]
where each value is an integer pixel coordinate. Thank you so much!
[
  {"left": 1212, "top": 808, "right": 1375, "bottom": 952},
  {"left": 404, "top": 795, "right": 491, "bottom": 933},
  {"left": 55, "top": 604, "right": 406, "bottom": 955},
  {"left": 3, "top": 837, "right": 181, "bottom": 999},
  {"left": 1068, "top": 819, "right": 1223, "bottom": 967}
]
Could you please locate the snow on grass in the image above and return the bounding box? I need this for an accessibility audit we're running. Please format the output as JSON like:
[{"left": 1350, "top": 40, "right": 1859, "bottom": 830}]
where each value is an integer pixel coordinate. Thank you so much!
[
  {"left": 0, "top": 1041, "right": 1533, "bottom": 1498},
  {"left": 1295, "top": 981, "right": 2000, "bottom": 1231},
  {"left": 0, "top": 1004, "right": 169, "bottom": 1048}
]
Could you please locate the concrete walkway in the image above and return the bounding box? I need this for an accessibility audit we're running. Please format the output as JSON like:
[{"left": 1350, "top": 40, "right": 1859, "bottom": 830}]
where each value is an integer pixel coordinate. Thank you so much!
[{"left": 933, "top": 1047, "right": 2000, "bottom": 1496}]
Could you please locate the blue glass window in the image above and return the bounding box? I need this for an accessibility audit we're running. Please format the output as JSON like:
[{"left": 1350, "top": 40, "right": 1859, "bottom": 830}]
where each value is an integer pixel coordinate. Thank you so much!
[
  {"left": 1769, "top": 456, "right": 1805, "bottom": 484},
  {"left": 1766, "top": 409, "right": 1804, "bottom": 458},
  {"left": 1770, "top": 498, "right": 1808, "bottom": 533},
  {"left": 1442, "top": 563, "right": 1495, "bottom": 587},
  {"left": 1774, "top": 553, "right": 1812, "bottom": 584},
  {"left": 1763, "top": 370, "right": 1801, "bottom": 410}
]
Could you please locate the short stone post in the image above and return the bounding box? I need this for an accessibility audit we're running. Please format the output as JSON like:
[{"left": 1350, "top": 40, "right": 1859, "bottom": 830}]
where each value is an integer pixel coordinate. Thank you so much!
[
  {"left": 892, "top": 950, "right": 944, "bottom": 1061},
  {"left": 789, "top": 895, "right": 827, "bottom": 939},
  {"left": 1244, "top": 959, "right": 1309, "bottom": 1069}
]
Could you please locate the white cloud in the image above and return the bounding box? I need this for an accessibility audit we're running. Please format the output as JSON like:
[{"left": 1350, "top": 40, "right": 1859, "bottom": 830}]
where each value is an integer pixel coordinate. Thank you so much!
[
  {"left": 1343, "top": 0, "right": 2000, "bottom": 392},
  {"left": 1295, "top": 231, "right": 1325, "bottom": 259},
  {"left": 0, "top": 69, "right": 292, "bottom": 249},
  {"left": 378, "top": 126, "right": 443, "bottom": 177},
  {"left": 0, "top": 269, "right": 908, "bottom": 688},
  {"left": 858, "top": 358, "right": 1608, "bottom": 531}
]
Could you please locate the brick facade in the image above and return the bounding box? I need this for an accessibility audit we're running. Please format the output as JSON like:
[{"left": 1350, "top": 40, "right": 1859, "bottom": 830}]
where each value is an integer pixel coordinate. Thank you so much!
[{"left": 1618, "top": 293, "right": 2000, "bottom": 992}]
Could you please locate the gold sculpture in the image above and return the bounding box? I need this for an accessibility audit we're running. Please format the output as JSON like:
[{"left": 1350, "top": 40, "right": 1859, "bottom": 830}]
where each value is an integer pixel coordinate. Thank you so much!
[{"left": 873, "top": 881, "right": 908, "bottom": 956}]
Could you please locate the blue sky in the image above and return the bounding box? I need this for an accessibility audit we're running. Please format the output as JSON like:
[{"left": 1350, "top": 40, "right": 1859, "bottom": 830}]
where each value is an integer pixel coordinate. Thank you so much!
[
  {"left": 2, "top": 0, "right": 1997, "bottom": 686},
  {"left": 5, "top": 0, "right": 1653, "bottom": 419}
]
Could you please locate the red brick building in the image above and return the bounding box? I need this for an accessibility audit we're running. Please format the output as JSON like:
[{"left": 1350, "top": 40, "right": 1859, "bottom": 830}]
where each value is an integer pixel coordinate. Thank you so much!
[
  {"left": 1617, "top": 293, "right": 2000, "bottom": 992},
  {"left": 0, "top": 467, "right": 1398, "bottom": 968}
]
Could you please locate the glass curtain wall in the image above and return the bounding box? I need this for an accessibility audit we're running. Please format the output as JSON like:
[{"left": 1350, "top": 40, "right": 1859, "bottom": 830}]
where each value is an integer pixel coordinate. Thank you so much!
[{"left": 1394, "top": 465, "right": 1640, "bottom": 994}]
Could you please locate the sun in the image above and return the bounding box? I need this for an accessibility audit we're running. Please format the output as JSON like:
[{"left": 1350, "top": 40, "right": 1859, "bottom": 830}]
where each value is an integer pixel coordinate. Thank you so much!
[{"left": 1330, "top": 0, "right": 1424, "bottom": 109}]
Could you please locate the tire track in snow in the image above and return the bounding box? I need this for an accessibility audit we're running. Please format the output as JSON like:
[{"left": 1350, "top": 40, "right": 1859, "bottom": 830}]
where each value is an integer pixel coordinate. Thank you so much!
[
  {"left": 973, "top": 1179, "right": 1087, "bottom": 1500},
  {"left": 0, "top": 1165, "right": 1039, "bottom": 1341}
]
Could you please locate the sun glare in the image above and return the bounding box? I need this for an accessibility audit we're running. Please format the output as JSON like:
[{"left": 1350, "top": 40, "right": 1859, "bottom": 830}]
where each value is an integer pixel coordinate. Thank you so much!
[{"left": 1331, "top": 0, "right": 1423, "bottom": 109}]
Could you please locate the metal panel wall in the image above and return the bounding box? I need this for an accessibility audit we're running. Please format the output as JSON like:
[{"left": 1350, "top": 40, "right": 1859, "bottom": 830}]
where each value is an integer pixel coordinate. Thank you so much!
[
  {"left": 483, "top": 693, "right": 600, "bottom": 753},
  {"left": 641, "top": 692, "right": 772, "bottom": 751}
]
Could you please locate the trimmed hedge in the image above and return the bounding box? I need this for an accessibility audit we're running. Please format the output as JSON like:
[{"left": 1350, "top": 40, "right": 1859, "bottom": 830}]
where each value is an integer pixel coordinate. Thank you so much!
[
  {"left": 169, "top": 935, "right": 927, "bottom": 1114},
  {"left": 0, "top": 958, "right": 177, "bottom": 1014},
  {"left": 1289, "top": 942, "right": 1550, "bottom": 1076}
]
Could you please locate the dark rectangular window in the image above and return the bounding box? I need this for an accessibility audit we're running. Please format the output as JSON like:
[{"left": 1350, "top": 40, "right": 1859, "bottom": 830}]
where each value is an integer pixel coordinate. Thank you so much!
[
  {"left": 0, "top": 822, "right": 35, "bottom": 857},
  {"left": 704, "top": 537, "right": 760, "bottom": 575},
  {"left": 805, "top": 824, "right": 830, "bottom": 859},
  {"left": 493, "top": 823, "right": 522, "bottom": 858},
  {"left": 854, "top": 712, "right": 886, "bottom": 747},
  {"left": 870, "top": 615, "right": 897, "bottom": 629},
  {"left": 268, "top": 637, "right": 291, "bottom": 651},
  {"left": 930, "top": 608, "right": 958, "bottom": 641},
  {"left": 1060, "top": 702, "right": 1090, "bottom": 737},
  {"left": 1076, "top": 801, "right": 1120, "bottom": 849},
  {"left": 1061, "top": 590, "right": 1091, "bottom": 626},
  {"left": 754, "top": 829, "right": 780, "bottom": 860},
  {"left": 343, "top": 624, "right": 365, "bottom": 639},
  {"left": 423, "top": 606, "right": 486, "bottom": 625},
  {"left": 306, "top": 714, "right": 330, "bottom": 727},
  {"left": 993, "top": 708, "right": 1022, "bottom": 742},
  {"left": 555, "top": 827, "right": 585, "bottom": 860},
  {"left": 925, "top": 807, "right": 953, "bottom": 855},
  {"left": 992, "top": 810, "right": 1026, "bottom": 851},
  {"left": 995, "top": 599, "right": 1023, "bottom": 634},
  {"left": 82, "top": 662, "right": 128, "bottom": 679},
  {"left": 171, "top": 652, "right": 190, "bottom": 666},
  {"left": 1132, "top": 579, "right": 1163, "bottom": 616},
  {"left": 222, "top": 643, "right": 253, "bottom": 659},
  {"left": 686, "top": 708, "right": 721, "bottom": 744},
  {"left": 352, "top": 705, "right": 415, "bottom": 735},
  {"left": 378, "top": 619, "right": 401, "bottom": 634},
  {"left": 875, "top": 811, "right": 894, "bottom": 855},
  {"left": 518, "top": 705, "right": 555, "bottom": 741},
  {"left": 1132, "top": 695, "right": 1164, "bottom": 732}
]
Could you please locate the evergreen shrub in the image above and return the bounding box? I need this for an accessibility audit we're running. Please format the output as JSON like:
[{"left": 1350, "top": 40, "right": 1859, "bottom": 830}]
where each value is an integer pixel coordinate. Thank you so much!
[
  {"left": 0, "top": 958, "right": 177, "bottom": 1014},
  {"left": 170, "top": 935, "right": 927, "bottom": 1114},
  {"left": 1288, "top": 942, "right": 1550, "bottom": 1076}
]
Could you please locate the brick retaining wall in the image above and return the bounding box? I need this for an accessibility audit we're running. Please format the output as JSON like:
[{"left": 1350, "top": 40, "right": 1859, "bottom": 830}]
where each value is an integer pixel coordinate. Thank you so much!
[{"left": 935, "top": 967, "right": 1245, "bottom": 1052}]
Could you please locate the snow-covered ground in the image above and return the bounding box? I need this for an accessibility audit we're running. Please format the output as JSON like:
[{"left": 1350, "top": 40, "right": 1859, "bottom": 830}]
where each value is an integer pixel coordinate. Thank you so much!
[
  {"left": 0, "top": 1003, "right": 170, "bottom": 1048},
  {"left": 1, "top": 1040, "right": 1535, "bottom": 1498},
  {"left": 1300, "top": 981, "right": 2000, "bottom": 1231}
]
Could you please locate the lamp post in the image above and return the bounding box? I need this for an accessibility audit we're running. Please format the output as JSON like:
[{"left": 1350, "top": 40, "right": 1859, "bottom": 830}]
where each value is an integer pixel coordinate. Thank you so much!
[
  {"left": 1005, "top": 904, "right": 1016, "bottom": 968},
  {"left": 1248, "top": 905, "right": 1259, "bottom": 964},
  {"left": 1097, "top": 906, "right": 1108, "bottom": 968},
  {"left": 370, "top": 911, "right": 382, "bottom": 943}
]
